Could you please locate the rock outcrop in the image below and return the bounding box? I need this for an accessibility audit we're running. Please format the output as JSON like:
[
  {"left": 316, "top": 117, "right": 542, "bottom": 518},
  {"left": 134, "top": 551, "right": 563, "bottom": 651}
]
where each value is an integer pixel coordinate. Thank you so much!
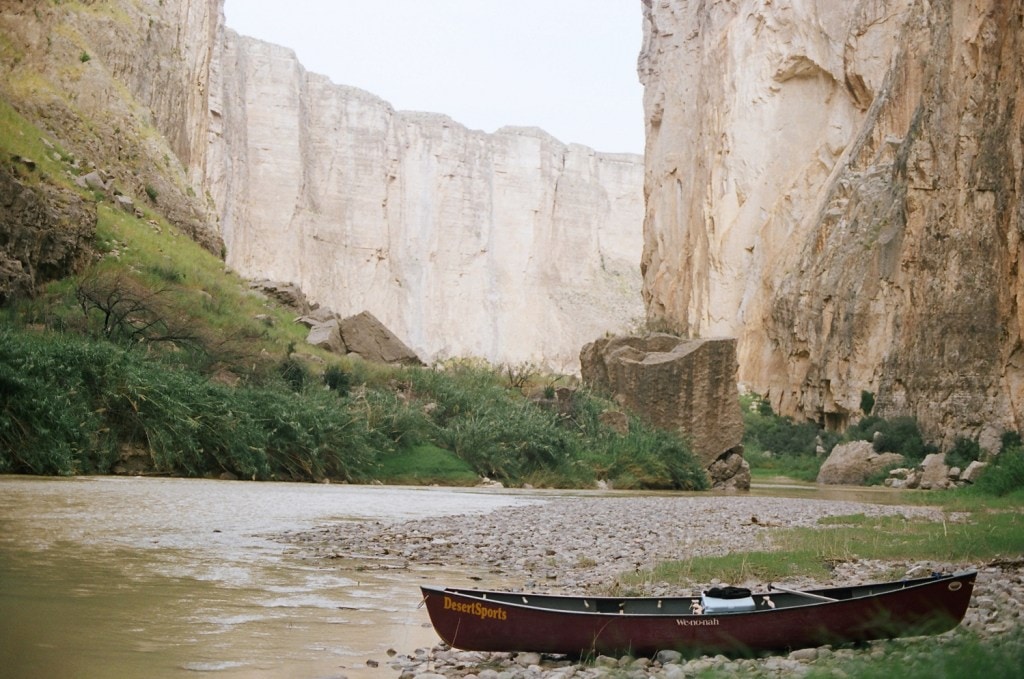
[
  {"left": 305, "top": 312, "right": 422, "bottom": 366},
  {"left": 0, "top": 0, "right": 222, "bottom": 254},
  {"left": 640, "top": 0, "right": 1024, "bottom": 450},
  {"left": 206, "top": 31, "right": 644, "bottom": 374},
  {"left": 580, "top": 334, "right": 744, "bottom": 485},
  {"left": 0, "top": 161, "right": 95, "bottom": 303}
]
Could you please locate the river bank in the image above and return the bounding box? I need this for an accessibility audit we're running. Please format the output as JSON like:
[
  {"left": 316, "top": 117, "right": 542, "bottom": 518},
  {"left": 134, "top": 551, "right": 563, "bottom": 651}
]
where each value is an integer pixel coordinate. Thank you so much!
[{"left": 278, "top": 493, "right": 1024, "bottom": 678}]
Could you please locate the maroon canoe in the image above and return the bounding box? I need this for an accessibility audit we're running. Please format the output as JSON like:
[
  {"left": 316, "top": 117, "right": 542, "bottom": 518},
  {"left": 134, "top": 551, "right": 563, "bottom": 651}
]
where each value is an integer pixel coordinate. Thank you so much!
[{"left": 420, "top": 571, "right": 976, "bottom": 657}]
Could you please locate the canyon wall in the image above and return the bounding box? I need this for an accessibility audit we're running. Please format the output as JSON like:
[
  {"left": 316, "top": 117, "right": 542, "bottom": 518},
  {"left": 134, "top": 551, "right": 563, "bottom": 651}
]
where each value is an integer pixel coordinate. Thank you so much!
[
  {"left": 206, "top": 31, "right": 644, "bottom": 374},
  {"left": 0, "top": 0, "right": 643, "bottom": 375},
  {"left": 640, "top": 0, "right": 1024, "bottom": 449}
]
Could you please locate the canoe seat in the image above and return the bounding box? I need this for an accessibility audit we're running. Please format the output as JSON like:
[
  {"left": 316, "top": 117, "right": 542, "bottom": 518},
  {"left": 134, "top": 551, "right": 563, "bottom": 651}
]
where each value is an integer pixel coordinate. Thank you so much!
[{"left": 701, "top": 593, "right": 756, "bottom": 614}]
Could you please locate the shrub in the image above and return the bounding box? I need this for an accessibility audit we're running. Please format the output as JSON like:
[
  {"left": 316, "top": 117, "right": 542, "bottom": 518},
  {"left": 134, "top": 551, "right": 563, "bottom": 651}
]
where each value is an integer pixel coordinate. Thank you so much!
[
  {"left": 859, "top": 390, "right": 875, "bottom": 415},
  {"left": 742, "top": 394, "right": 822, "bottom": 456},
  {"left": 0, "top": 332, "right": 106, "bottom": 474},
  {"left": 277, "top": 355, "right": 309, "bottom": 392},
  {"left": 946, "top": 436, "right": 981, "bottom": 470},
  {"left": 971, "top": 445, "right": 1024, "bottom": 497},
  {"left": 1000, "top": 430, "right": 1022, "bottom": 453},
  {"left": 358, "top": 388, "right": 433, "bottom": 449},
  {"left": 0, "top": 327, "right": 379, "bottom": 481},
  {"left": 584, "top": 422, "right": 707, "bottom": 490},
  {"left": 847, "top": 415, "right": 933, "bottom": 462},
  {"left": 323, "top": 364, "right": 351, "bottom": 395}
]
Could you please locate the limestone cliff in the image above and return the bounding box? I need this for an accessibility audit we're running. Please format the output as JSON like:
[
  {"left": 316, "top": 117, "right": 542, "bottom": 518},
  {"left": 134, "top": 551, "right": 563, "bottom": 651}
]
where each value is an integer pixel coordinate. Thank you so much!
[
  {"left": 0, "top": 1, "right": 643, "bottom": 375},
  {"left": 207, "top": 32, "right": 644, "bottom": 373},
  {"left": 640, "top": 0, "right": 1024, "bottom": 450}
]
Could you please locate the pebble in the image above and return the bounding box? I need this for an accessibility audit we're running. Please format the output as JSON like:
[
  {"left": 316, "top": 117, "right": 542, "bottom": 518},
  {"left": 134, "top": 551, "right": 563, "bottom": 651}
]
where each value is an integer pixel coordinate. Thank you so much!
[{"left": 276, "top": 494, "right": 1023, "bottom": 678}]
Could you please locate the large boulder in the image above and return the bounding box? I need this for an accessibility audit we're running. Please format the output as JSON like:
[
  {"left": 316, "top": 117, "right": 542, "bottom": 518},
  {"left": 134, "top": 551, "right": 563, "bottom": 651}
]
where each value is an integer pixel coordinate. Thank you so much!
[
  {"left": 581, "top": 334, "right": 744, "bottom": 486},
  {"left": 918, "top": 453, "right": 953, "bottom": 490},
  {"left": 708, "top": 450, "right": 751, "bottom": 491},
  {"left": 960, "top": 460, "right": 988, "bottom": 484},
  {"left": 338, "top": 311, "right": 423, "bottom": 366},
  {"left": 306, "top": 318, "right": 344, "bottom": 354},
  {"left": 816, "top": 441, "right": 904, "bottom": 485}
]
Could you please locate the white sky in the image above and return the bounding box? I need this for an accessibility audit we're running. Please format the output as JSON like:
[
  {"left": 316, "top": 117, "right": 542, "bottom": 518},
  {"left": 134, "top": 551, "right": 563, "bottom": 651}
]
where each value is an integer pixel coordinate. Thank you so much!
[{"left": 223, "top": 1, "right": 645, "bottom": 154}]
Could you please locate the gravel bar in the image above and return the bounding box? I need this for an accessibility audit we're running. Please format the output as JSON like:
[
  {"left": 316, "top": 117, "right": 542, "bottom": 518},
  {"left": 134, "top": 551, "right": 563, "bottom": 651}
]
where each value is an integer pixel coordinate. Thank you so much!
[{"left": 277, "top": 493, "right": 1023, "bottom": 678}]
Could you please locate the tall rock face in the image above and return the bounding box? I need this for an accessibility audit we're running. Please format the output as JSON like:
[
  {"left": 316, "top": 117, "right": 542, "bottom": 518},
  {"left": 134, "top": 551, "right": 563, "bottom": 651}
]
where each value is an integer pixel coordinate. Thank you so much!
[
  {"left": 0, "top": 0, "right": 222, "bottom": 252},
  {"left": 640, "top": 0, "right": 1024, "bottom": 450},
  {"left": 206, "top": 32, "right": 644, "bottom": 374}
]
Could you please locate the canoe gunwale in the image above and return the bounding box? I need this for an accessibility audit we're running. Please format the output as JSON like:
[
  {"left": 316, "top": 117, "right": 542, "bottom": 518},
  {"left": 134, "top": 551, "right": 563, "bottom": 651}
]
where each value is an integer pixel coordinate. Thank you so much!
[{"left": 423, "top": 570, "right": 975, "bottom": 618}]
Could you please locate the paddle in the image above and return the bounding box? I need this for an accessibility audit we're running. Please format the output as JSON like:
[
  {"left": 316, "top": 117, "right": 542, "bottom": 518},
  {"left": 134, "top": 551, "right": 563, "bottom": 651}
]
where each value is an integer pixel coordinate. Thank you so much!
[{"left": 768, "top": 583, "right": 839, "bottom": 602}]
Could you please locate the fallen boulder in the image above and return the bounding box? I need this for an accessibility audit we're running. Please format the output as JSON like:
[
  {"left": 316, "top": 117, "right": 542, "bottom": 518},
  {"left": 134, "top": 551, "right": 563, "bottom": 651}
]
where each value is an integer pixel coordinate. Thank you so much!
[
  {"left": 581, "top": 334, "right": 743, "bottom": 487},
  {"left": 918, "top": 452, "right": 952, "bottom": 490},
  {"left": 338, "top": 311, "right": 423, "bottom": 366},
  {"left": 306, "top": 318, "right": 344, "bottom": 354},
  {"left": 816, "top": 440, "right": 904, "bottom": 485}
]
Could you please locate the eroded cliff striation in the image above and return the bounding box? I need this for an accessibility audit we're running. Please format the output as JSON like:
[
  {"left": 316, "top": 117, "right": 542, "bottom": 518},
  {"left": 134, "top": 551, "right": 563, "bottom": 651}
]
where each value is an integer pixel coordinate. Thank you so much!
[
  {"left": 641, "top": 0, "right": 1024, "bottom": 449},
  {"left": 206, "top": 32, "right": 644, "bottom": 373}
]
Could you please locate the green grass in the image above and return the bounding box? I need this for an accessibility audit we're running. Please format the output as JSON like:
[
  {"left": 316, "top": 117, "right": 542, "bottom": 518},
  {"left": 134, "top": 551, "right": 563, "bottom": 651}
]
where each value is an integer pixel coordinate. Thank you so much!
[
  {"left": 0, "top": 99, "right": 78, "bottom": 184},
  {"left": 624, "top": 509, "right": 1024, "bottom": 588},
  {"left": 375, "top": 444, "right": 479, "bottom": 485},
  {"left": 745, "top": 449, "right": 824, "bottom": 482},
  {"left": 632, "top": 549, "right": 836, "bottom": 587},
  {"left": 806, "top": 630, "right": 1024, "bottom": 679}
]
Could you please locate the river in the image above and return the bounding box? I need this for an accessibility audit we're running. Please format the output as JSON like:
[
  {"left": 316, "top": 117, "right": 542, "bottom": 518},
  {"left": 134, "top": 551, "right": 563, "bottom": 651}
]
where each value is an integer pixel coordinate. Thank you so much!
[
  {"left": 0, "top": 474, "right": 912, "bottom": 679},
  {"left": 0, "top": 476, "right": 541, "bottom": 679}
]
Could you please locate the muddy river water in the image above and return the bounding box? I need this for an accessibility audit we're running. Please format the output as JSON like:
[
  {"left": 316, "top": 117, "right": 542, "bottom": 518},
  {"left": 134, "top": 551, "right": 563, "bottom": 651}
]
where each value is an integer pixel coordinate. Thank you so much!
[
  {"left": 0, "top": 475, "right": 909, "bottom": 678},
  {"left": 0, "top": 476, "right": 541, "bottom": 679}
]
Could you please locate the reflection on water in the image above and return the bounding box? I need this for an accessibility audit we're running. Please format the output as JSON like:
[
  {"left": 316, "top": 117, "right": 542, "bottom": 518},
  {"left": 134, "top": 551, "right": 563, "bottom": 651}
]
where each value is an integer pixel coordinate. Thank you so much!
[{"left": 0, "top": 477, "right": 539, "bottom": 679}]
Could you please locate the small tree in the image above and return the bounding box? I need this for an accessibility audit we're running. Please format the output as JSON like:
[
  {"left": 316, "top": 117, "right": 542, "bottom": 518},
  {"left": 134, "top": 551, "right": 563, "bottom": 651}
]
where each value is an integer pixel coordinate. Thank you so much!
[{"left": 75, "top": 271, "right": 200, "bottom": 350}]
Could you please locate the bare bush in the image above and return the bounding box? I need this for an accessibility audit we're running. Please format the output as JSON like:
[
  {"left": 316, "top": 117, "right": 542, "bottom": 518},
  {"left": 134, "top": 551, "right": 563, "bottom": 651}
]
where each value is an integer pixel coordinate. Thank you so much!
[{"left": 75, "top": 271, "right": 200, "bottom": 350}]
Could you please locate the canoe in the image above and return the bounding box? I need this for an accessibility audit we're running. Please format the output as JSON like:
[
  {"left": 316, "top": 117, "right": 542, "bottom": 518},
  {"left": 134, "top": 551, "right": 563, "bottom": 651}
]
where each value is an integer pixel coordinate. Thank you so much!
[{"left": 420, "top": 570, "right": 976, "bottom": 657}]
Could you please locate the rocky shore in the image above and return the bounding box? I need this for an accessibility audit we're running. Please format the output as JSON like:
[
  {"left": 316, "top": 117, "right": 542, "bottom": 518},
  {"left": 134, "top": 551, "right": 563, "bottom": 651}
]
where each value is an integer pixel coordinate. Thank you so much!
[{"left": 278, "top": 493, "right": 1023, "bottom": 678}]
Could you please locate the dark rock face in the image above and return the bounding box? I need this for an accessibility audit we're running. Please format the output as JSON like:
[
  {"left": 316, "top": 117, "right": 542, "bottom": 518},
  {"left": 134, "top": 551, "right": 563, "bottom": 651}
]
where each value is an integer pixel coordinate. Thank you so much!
[
  {"left": 581, "top": 334, "right": 744, "bottom": 485},
  {"left": 0, "top": 163, "right": 95, "bottom": 303}
]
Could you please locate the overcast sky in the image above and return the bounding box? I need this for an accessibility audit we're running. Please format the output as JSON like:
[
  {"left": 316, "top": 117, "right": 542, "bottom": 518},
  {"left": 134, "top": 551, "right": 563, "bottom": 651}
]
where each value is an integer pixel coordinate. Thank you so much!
[{"left": 223, "top": 1, "right": 645, "bottom": 154}]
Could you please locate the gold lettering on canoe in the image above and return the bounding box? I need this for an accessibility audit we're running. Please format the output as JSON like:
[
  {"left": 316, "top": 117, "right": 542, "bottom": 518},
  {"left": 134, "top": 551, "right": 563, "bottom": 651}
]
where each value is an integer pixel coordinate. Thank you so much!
[
  {"left": 443, "top": 596, "right": 508, "bottom": 621},
  {"left": 676, "top": 618, "right": 720, "bottom": 626}
]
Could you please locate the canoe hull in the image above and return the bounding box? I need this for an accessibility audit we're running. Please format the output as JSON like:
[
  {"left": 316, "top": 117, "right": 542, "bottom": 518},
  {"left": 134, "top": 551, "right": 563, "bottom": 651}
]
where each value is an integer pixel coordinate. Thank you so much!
[{"left": 420, "top": 571, "right": 975, "bottom": 657}]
